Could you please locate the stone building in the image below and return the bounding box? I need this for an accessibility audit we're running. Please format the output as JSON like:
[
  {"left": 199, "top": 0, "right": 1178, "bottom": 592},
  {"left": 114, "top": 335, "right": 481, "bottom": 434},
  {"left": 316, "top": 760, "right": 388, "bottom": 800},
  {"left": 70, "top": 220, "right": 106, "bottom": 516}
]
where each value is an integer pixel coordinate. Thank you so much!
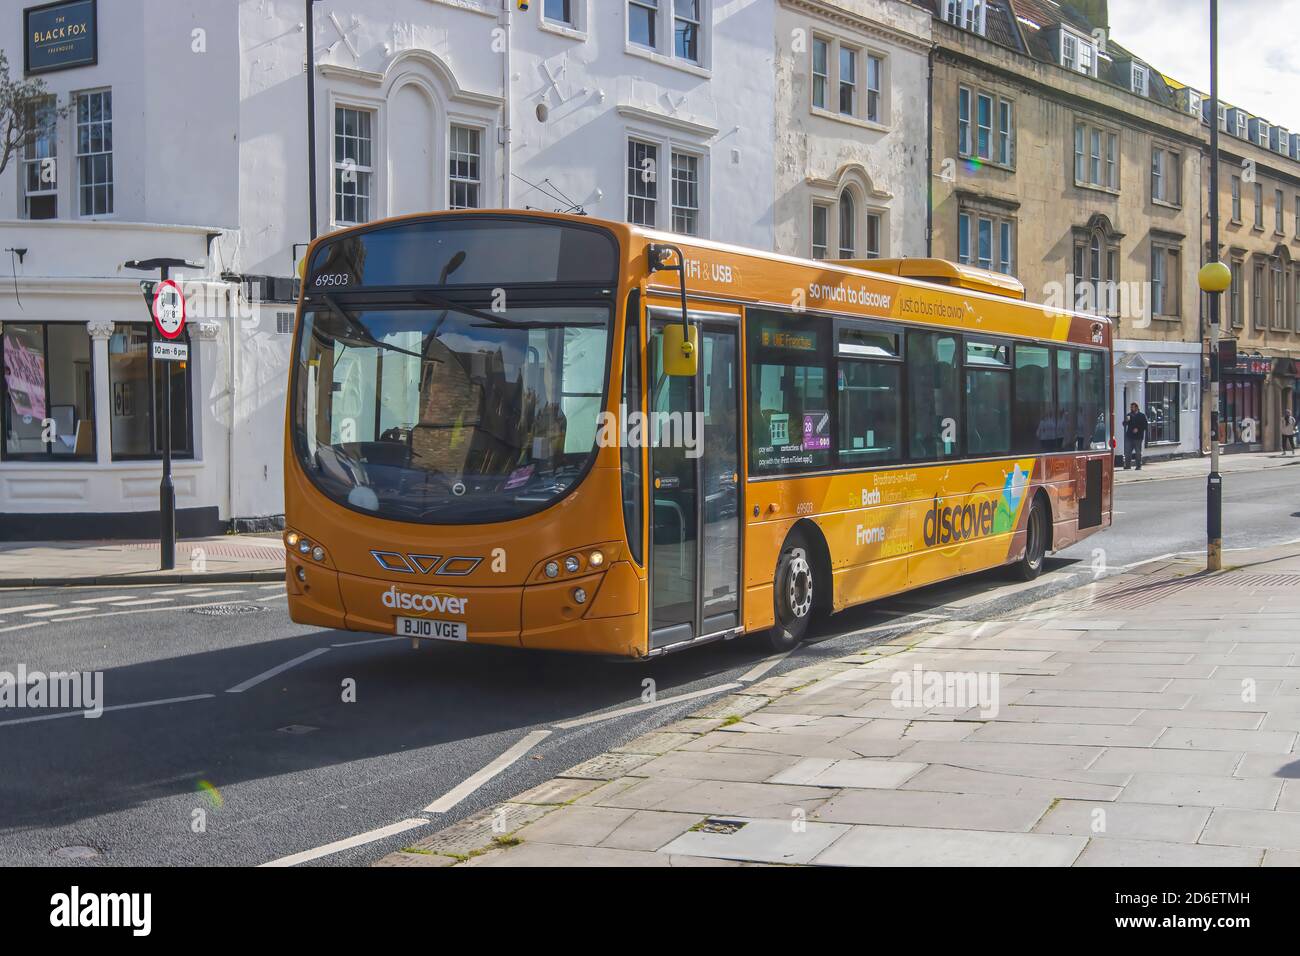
[
  {"left": 773, "top": 0, "right": 932, "bottom": 261},
  {"left": 1189, "top": 88, "right": 1300, "bottom": 452},
  {"left": 913, "top": 0, "right": 1205, "bottom": 459}
]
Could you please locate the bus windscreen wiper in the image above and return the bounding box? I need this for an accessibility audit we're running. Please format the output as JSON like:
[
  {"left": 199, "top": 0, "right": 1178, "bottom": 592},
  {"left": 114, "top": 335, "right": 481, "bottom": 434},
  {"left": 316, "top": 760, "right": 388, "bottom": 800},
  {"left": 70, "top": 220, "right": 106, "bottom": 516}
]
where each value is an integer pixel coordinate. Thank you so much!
[{"left": 321, "top": 293, "right": 424, "bottom": 358}]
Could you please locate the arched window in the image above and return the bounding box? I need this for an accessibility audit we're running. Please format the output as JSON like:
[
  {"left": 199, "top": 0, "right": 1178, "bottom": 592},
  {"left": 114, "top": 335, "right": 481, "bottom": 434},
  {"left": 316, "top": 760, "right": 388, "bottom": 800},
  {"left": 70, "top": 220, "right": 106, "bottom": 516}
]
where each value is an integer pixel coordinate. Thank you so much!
[{"left": 838, "top": 190, "right": 856, "bottom": 258}]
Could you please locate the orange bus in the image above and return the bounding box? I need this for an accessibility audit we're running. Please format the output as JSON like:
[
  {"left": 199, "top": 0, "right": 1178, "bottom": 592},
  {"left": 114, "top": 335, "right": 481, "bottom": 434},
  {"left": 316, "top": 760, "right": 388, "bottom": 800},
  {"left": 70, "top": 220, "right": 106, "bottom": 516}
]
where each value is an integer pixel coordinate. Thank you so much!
[{"left": 284, "top": 211, "right": 1113, "bottom": 657}]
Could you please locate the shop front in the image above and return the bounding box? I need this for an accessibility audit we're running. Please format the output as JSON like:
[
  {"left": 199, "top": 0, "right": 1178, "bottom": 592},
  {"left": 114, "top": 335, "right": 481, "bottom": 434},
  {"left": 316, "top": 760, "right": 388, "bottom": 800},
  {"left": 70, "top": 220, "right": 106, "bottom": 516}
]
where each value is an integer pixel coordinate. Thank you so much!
[
  {"left": 1112, "top": 339, "right": 1202, "bottom": 460},
  {"left": 1219, "top": 352, "right": 1271, "bottom": 451}
]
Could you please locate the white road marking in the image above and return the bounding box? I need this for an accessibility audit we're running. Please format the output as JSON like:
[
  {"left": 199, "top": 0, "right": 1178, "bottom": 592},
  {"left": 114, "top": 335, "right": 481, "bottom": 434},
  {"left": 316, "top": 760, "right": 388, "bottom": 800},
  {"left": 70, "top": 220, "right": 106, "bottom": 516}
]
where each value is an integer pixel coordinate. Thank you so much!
[
  {"left": 0, "top": 604, "right": 57, "bottom": 614},
  {"left": 225, "top": 648, "right": 332, "bottom": 694},
  {"left": 1118, "top": 552, "right": 1178, "bottom": 571},
  {"left": 25, "top": 608, "right": 85, "bottom": 618},
  {"left": 552, "top": 682, "right": 743, "bottom": 730},
  {"left": 98, "top": 598, "right": 172, "bottom": 607},
  {"left": 0, "top": 620, "right": 49, "bottom": 634},
  {"left": 423, "top": 729, "right": 552, "bottom": 813},
  {"left": 72, "top": 595, "right": 148, "bottom": 604},
  {"left": 257, "top": 592, "right": 288, "bottom": 602},
  {"left": 152, "top": 587, "right": 216, "bottom": 595},
  {"left": 17, "top": 600, "right": 261, "bottom": 625},
  {"left": 183, "top": 589, "right": 245, "bottom": 598},
  {"left": 258, "top": 584, "right": 285, "bottom": 591},
  {"left": 260, "top": 818, "right": 430, "bottom": 868},
  {"left": 738, "top": 651, "right": 792, "bottom": 683},
  {"left": 330, "top": 637, "right": 404, "bottom": 648},
  {"left": 0, "top": 694, "right": 215, "bottom": 728}
]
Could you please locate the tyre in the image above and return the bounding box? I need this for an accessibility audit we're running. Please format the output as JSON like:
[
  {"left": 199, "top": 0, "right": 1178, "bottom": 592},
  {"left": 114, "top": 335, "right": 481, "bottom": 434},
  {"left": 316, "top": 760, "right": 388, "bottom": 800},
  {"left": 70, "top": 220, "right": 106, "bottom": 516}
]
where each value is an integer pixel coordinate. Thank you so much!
[
  {"left": 767, "top": 531, "right": 816, "bottom": 652},
  {"left": 1008, "top": 495, "right": 1049, "bottom": 581}
]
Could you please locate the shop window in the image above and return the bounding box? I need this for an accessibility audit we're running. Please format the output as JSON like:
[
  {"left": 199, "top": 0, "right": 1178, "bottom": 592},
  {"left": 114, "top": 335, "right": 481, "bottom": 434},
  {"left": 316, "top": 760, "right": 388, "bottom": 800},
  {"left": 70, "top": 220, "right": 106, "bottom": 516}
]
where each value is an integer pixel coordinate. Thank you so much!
[
  {"left": 108, "top": 324, "right": 193, "bottom": 460},
  {"left": 2, "top": 323, "right": 96, "bottom": 460}
]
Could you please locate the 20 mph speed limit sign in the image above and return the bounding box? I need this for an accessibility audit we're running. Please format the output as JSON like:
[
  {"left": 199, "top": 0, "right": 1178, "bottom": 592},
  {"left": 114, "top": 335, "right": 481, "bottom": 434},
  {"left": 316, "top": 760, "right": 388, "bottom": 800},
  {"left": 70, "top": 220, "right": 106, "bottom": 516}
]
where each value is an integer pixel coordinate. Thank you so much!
[{"left": 151, "top": 279, "right": 186, "bottom": 340}]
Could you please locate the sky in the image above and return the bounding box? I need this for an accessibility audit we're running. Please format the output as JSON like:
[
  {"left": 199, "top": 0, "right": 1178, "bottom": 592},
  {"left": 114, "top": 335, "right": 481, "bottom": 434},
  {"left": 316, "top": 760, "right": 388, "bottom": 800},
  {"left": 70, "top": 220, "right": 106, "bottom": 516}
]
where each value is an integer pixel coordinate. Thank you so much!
[{"left": 1107, "top": 0, "right": 1300, "bottom": 131}]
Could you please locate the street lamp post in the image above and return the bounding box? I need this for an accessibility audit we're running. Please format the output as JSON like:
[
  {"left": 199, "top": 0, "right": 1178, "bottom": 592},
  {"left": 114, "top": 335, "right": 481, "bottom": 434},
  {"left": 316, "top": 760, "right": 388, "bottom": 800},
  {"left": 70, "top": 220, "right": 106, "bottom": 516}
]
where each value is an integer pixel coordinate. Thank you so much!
[{"left": 1199, "top": 0, "right": 1229, "bottom": 572}]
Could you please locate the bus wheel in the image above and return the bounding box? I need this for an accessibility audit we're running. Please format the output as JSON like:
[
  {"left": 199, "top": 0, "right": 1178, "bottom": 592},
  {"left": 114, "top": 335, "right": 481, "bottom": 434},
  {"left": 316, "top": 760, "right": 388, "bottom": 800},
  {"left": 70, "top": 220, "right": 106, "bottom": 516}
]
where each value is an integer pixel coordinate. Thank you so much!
[
  {"left": 768, "top": 533, "right": 815, "bottom": 652},
  {"left": 1009, "top": 496, "right": 1049, "bottom": 581}
]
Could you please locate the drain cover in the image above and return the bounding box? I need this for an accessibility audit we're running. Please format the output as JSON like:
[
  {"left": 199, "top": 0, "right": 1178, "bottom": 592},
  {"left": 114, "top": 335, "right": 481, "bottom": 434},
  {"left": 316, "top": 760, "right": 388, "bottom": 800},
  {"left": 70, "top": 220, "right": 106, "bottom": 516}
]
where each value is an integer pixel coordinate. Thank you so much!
[
  {"left": 190, "top": 603, "right": 266, "bottom": 616},
  {"left": 53, "top": 845, "right": 99, "bottom": 860},
  {"left": 694, "top": 818, "right": 747, "bottom": 835}
]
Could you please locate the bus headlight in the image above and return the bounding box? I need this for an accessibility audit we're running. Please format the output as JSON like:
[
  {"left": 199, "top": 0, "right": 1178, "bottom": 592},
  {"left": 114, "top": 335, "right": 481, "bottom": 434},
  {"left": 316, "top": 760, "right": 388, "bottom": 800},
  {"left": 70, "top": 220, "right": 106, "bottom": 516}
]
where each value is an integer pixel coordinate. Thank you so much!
[
  {"left": 564, "top": 555, "right": 582, "bottom": 573},
  {"left": 295, "top": 566, "right": 307, "bottom": 582},
  {"left": 588, "top": 550, "right": 604, "bottom": 568},
  {"left": 572, "top": 588, "right": 587, "bottom": 604},
  {"left": 312, "top": 547, "right": 325, "bottom": 562},
  {"left": 545, "top": 561, "right": 560, "bottom": 579},
  {"left": 286, "top": 532, "right": 300, "bottom": 547},
  {"left": 298, "top": 539, "right": 312, "bottom": 554}
]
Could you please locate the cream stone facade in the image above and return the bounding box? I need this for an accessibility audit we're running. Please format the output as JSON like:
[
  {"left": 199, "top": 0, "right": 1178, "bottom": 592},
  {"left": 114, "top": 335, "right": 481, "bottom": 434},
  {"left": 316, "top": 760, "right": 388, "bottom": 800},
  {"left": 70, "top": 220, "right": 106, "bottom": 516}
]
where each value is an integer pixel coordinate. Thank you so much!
[
  {"left": 923, "top": 4, "right": 1204, "bottom": 459},
  {"left": 774, "top": 0, "right": 931, "bottom": 262}
]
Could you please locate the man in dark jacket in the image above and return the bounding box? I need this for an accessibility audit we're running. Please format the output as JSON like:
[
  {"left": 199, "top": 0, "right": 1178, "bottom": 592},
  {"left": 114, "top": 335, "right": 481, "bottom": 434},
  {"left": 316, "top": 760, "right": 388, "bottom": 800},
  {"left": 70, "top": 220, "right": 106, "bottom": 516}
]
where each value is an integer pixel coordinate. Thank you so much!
[{"left": 1122, "top": 402, "right": 1149, "bottom": 470}]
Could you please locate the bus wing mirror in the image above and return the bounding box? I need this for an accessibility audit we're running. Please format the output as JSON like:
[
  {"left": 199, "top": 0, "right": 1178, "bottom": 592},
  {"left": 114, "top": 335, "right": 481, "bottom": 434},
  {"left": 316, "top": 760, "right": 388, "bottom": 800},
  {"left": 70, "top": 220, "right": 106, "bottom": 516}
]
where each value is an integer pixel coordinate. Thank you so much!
[
  {"left": 648, "top": 242, "right": 697, "bottom": 377},
  {"left": 662, "top": 323, "right": 698, "bottom": 377}
]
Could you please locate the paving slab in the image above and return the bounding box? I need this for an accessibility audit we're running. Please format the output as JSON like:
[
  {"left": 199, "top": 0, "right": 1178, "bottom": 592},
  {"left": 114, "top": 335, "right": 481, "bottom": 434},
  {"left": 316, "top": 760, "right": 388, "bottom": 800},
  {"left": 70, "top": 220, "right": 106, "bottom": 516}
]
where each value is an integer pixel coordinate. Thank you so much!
[
  {"left": 1153, "top": 727, "right": 1297, "bottom": 755},
  {"left": 769, "top": 757, "right": 928, "bottom": 789},
  {"left": 660, "top": 818, "right": 851, "bottom": 865},
  {"left": 814, "top": 824, "right": 1086, "bottom": 867},
  {"left": 1072, "top": 839, "right": 1264, "bottom": 867},
  {"left": 813, "top": 788, "right": 1051, "bottom": 832},
  {"left": 1033, "top": 799, "right": 1212, "bottom": 843},
  {"left": 899, "top": 765, "right": 1125, "bottom": 802},
  {"left": 967, "top": 722, "right": 1162, "bottom": 748},
  {"left": 1200, "top": 809, "right": 1300, "bottom": 850},
  {"left": 1089, "top": 747, "right": 1242, "bottom": 775},
  {"left": 592, "top": 776, "right": 834, "bottom": 818},
  {"left": 1118, "top": 773, "right": 1283, "bottom": 810}
]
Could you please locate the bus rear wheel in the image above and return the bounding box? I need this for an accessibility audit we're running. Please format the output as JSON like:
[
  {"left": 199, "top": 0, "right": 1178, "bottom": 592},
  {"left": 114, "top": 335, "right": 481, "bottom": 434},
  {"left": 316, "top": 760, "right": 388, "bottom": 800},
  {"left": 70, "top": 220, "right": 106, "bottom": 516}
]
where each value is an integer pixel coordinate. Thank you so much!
[
  {"left": 768, "top": 532, "right": 816, "bottom": 652},
  {"left": 1009, "top": 496, "right": 1049, "bottom": 581}
]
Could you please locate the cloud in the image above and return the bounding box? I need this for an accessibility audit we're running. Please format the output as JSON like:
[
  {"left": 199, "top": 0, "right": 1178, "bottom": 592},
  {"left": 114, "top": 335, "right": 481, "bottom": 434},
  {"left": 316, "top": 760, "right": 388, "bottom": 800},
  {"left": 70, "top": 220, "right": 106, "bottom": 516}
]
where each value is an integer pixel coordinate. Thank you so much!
[{"left": 1108, "top": 0, "right": 1300, "bottom": 130}]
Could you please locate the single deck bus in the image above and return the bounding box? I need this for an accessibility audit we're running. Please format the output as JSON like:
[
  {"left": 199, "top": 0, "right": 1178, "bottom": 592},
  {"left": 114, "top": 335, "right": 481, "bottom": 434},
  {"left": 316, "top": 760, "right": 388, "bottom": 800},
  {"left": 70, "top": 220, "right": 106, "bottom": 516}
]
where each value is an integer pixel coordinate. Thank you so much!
[{"left": 285, "top": 211, "right": 1113, "bottom": 656}]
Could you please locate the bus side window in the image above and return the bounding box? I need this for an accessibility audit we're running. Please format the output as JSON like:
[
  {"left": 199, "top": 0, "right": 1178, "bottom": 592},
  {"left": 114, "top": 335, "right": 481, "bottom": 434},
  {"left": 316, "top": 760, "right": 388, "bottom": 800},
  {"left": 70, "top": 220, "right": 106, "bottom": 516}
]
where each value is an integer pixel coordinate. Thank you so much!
[{"left": 906, "top": 330, "right": 961, "bottom": 461}]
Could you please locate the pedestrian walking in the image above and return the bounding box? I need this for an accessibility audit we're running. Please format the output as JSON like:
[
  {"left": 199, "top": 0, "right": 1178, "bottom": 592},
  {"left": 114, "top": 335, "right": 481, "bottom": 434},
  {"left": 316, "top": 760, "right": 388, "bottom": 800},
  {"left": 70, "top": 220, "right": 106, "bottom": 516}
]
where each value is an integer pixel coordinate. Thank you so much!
[
  {"left": 1282, "top": 409, "right": 1297, "bottom": 456},
  {"left": 1122, "top": 402, "right": 1148, "bottom": 470}
]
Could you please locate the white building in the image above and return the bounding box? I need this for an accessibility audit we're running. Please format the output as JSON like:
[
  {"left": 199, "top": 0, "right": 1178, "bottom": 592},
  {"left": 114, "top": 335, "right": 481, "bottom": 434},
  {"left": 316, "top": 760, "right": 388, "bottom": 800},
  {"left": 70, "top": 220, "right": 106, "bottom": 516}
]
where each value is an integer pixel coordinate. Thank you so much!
[
  {"left": 1, "top": 0, "right": 778, "bottom": 539},
  {"left": 773, "top": 0, "right": 931, "bottom": 261}
]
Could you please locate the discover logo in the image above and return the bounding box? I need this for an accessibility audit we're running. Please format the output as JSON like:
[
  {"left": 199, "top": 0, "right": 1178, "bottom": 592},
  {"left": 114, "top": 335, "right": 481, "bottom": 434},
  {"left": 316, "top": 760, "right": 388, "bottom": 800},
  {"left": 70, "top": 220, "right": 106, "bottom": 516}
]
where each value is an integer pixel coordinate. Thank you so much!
[
  {"left": 381, "top": 586, "right": 467, "bottom": 615},
  {"left": 50, "top": 886, "right": 151, "bottom": 937}
]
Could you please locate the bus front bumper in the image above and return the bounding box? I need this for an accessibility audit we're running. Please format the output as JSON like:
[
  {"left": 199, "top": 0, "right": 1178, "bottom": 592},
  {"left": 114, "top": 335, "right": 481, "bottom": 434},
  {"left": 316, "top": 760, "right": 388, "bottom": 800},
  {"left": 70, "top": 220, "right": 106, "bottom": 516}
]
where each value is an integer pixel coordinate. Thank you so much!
[{"left": 286, "top": 554, "right": 646, "bottom": 657}]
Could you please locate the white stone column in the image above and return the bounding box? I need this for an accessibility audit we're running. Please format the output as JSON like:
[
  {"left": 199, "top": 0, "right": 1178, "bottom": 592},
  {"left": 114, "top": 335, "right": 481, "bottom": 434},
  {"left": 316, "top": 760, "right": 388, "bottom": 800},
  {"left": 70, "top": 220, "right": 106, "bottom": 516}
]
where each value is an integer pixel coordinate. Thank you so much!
[{"left": 86, "top": 321, "right": 115, "bottom": 463}]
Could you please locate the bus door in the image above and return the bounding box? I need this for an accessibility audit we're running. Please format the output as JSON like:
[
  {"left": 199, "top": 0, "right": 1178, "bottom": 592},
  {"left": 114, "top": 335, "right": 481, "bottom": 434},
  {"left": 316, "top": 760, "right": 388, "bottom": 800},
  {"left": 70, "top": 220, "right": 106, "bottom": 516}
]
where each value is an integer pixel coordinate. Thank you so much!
[{"left": 647, "top": 313, "right": 741, "bottom": 650}]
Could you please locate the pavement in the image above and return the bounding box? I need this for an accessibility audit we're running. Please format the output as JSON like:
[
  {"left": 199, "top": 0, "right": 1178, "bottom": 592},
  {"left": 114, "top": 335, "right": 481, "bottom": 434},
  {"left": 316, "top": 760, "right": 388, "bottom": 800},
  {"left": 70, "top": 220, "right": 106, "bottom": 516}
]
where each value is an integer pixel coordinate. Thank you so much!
[
  {"left": 377, "top": 541, "right": 1300, "bottom": 867},
  {"left": 0, "top": 534, "right": 286, "bottom": 586},
  {"left": 1118, "top": 449, "right": 1300, "bottom": 484}
]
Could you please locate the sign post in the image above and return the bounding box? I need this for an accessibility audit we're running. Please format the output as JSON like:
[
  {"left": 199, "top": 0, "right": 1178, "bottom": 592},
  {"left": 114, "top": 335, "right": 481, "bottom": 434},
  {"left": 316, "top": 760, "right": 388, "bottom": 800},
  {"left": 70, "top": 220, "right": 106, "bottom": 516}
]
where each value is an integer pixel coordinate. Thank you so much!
[{"left": 126, "top": 258, "right": 199, "bottom": 571}]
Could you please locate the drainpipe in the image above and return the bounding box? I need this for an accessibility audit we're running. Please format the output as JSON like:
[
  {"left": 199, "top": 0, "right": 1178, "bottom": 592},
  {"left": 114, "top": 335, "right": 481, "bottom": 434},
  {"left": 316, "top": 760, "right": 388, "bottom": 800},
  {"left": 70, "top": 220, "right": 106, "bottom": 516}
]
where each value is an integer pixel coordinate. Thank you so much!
[
  {"left": 925, "top": 43, "right": 934, "bottom": 258},
  {"left": 228, "top": 282, "right": 240, "bottom": 526},
  {"left": 500, "top": 1, "right": 512, "bottom": 208}
]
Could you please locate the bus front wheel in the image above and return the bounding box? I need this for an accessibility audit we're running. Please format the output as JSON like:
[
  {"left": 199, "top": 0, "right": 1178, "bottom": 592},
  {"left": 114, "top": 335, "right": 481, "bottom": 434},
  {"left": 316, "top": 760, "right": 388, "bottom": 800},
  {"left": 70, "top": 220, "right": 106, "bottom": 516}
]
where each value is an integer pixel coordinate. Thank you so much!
[
  {"left": 1009, "top": 496, "right": 1049, "bottom": 581},
  {"left": 768, "top": 533, "right": 816, "bottom": 652}
]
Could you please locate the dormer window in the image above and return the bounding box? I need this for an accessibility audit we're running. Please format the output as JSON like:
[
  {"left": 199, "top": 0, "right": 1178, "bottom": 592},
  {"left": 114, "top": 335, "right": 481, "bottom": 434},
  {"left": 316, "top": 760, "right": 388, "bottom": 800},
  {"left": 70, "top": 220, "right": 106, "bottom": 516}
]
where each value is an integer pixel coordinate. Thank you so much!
[
  {"left": 1060, "top": 29, "right": 1097, "bottom": 77},
  {"left": 1234, "top": 111, "right": 1247, "bottom": 139},
  {"left": 1217, "top": 104, "right": 1227, "bottom": 131},
  {"left": 944, "top": 0, "right": 987, "bottom": 36},
  {"left": 1130, "top": 64, "right": 1148, "bottom": 97}
]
